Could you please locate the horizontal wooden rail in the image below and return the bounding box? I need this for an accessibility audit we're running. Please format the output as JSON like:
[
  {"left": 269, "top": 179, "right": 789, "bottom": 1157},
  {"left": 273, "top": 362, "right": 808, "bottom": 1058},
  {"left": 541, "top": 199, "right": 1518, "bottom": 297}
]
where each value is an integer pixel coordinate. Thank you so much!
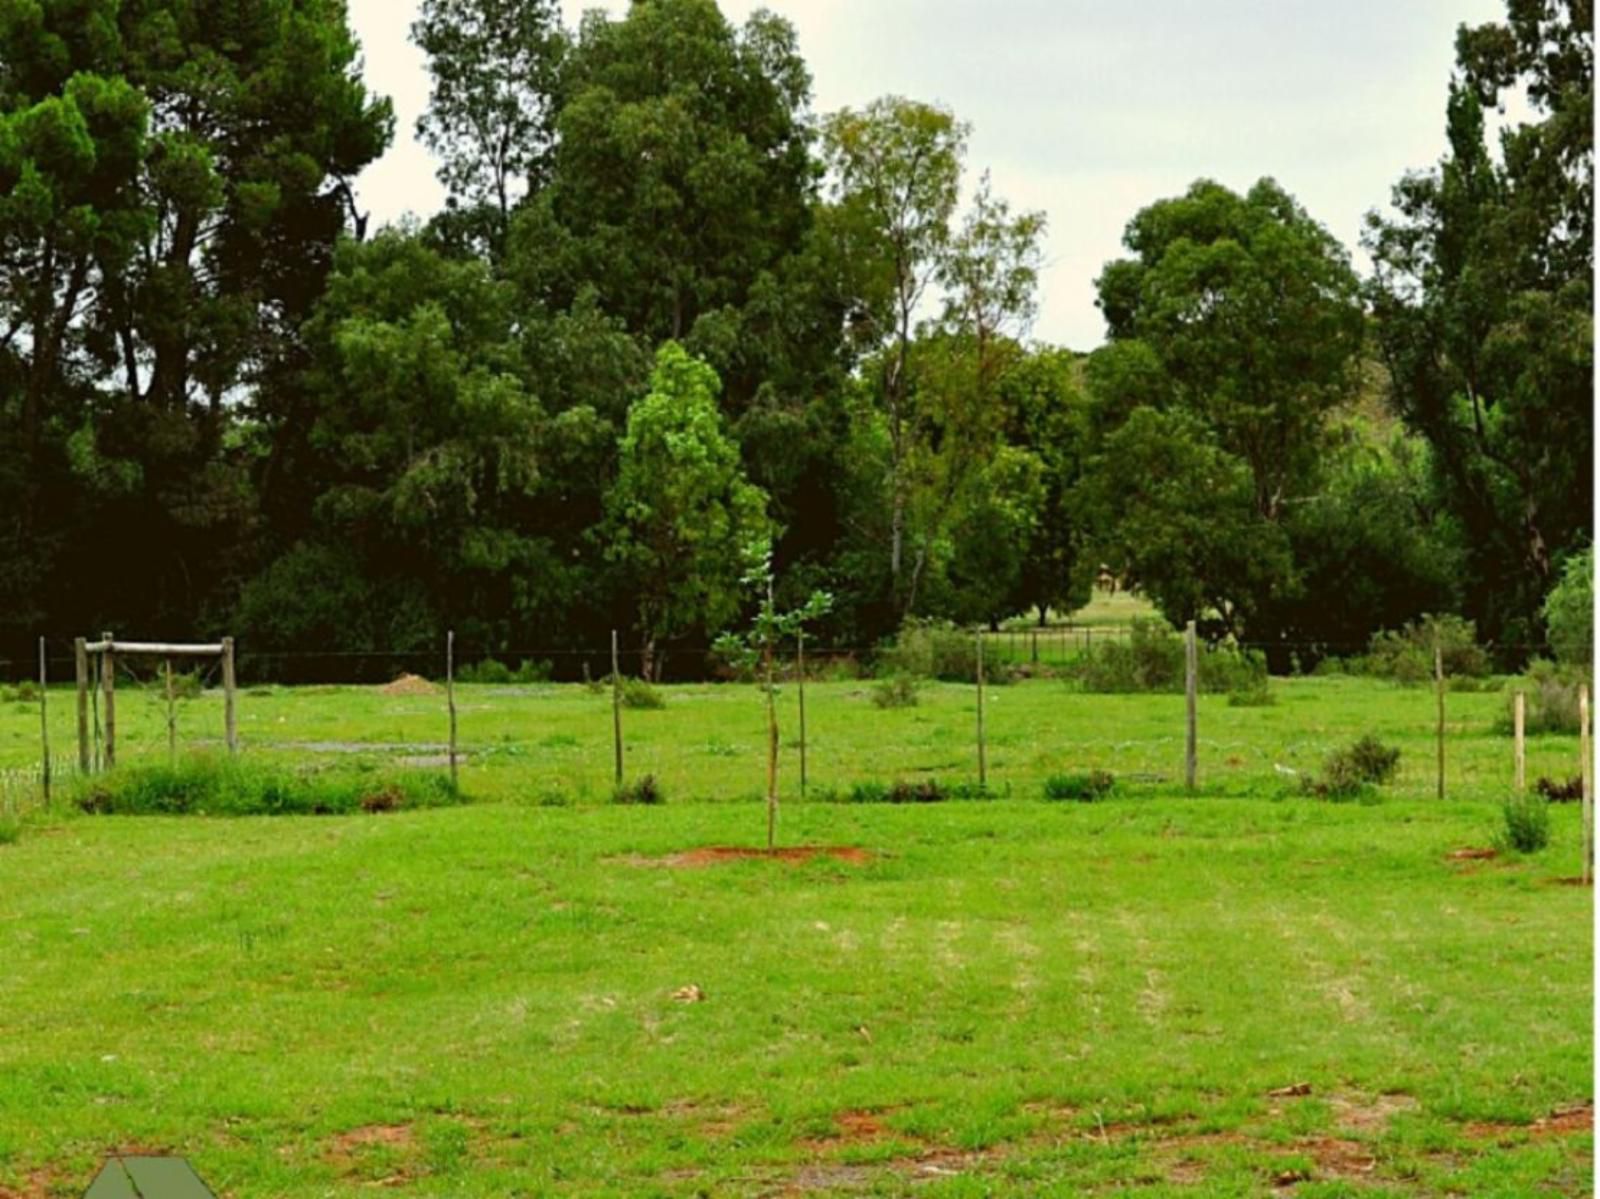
[{"left": 84, "top": 641, "right": 224, "bottom": 656}]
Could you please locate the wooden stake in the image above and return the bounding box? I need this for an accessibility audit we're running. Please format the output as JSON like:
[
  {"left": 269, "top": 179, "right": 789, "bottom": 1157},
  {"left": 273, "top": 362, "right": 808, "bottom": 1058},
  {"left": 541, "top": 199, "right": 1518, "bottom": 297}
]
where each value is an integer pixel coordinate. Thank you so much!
[
  {"left": 74, "top": 637, "right": 88, "bottom": 774},
  {"left": 1184, "top": 620, "right": 1198, "bottom": 793},
  {"left": 165, "top": 656, "right": 176, "bottom": 764},
  {"left": 447, "top": 630, "right": 458, "bottom": 790},
  {"left": 611, "top": 630, "right": 623, "bottom": 787},
  {"left": 975, "top": 631, "right": 987, "bottom": 789},
  {"left": 38, "top": 637, "right": 49, "bottom": 806},
  {"left": 1435, "top": 644, "right": 1445, "bottom": 800},
  {"left": 221, "top": 636, "right": 237, "bottom": 756},
  {"left": 1581, "top": 685, "right": 1592, "bottom": 887},
  {"left": 797, "top": 628, "right": 808, "bottom": 797},
  {"left": 1513, "top": 690, "right": 1525, "bottom": 795},
  {"left": 102, "top": 631, "right": 115, "bottom": 770},
  {"left": 765, "top": 630, "right": 778, "bottom": 851}
]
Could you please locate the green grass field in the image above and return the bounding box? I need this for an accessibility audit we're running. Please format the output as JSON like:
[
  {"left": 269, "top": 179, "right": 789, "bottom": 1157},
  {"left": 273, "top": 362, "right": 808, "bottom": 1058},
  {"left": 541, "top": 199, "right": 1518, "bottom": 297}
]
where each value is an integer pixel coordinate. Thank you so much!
[{"left": 0, "top": 676, "right": 1592, "bottom": 1196}]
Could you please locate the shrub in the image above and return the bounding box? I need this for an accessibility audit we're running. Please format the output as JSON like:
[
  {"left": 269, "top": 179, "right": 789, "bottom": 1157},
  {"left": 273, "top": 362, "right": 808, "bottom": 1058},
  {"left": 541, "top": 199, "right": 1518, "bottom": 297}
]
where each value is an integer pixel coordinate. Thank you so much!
[
  {"left": 1367, "top": 614, "right": 1490, "bottom": 685},
  {"left": 1536, "top": 776, "right": 1584, "bottom": 802},
  {"left": 1068, "top": 620, "right": 1265, "bottom": 694},
  {"left": 619, "top": 677, "right": 665, "bottom": 710},
  {"left": 1308, "top": 735, "right": 1401, "bottom": 799},
  {"left": 1044, "top": 771, "right": 1115, "bottom": 801},
  {"left": 871, "top": 674, "right": 919, "bottom": 709},
  {"left": 1503, "top": 660, "right": 1587, "bottom": 735},
  {"left": 848, "top": 779, "right": 947, "bottom": 804},
  {"left": 69, "top": 758, "right": 462, "bottom": 817},
  {"left": 1544, "top": 548, "right": 1593, "bottom": 667},
  {"left": 1227, "top": 680, "right": 1276, "bottom": 707},
  {"left": 877, "top": 620, "right": 1015, "bottom": 684},
  {"left": 4, "top": 680, "right": 38, "bottom": 704},
  {"left": 459, "top": 658, "right": 553, "bottom": 685},
  {"left": 612, "top": 774, "right": 665, "bottom": 805},
  {"left": 1499, "top": 793, "right": 1551, "bottom": 853},
  {"left": 0, "top": 815, "right": 19, "bottom": 846},
  {"left": 169, "top": 671, "right": 204, "bottom": 700}
]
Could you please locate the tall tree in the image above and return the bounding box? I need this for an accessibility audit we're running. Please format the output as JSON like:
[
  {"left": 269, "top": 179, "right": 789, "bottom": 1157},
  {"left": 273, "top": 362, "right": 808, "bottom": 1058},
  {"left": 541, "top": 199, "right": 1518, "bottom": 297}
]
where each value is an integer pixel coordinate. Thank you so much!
[
  {"left": 821, "top": 96, "right": 966, "bottom": 609},
  {"left": 603, "top": 342, "right": 770, "bottom": 679},
  {"left": 1365, "top": 0, "right": 1593, "bottom": 653},
  {"left": 412, "top": 0, "right": 564, "bottom": 255}
]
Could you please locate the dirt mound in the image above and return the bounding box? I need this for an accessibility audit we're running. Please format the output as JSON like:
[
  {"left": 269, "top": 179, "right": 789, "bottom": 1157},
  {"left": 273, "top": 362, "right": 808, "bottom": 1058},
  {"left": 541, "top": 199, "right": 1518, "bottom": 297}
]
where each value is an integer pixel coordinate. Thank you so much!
[
  {"left": 381, "top": 673, "right": 439, "bottom": 696},
  {"left": 626, "top": 845, "right": 873, "bottom": 869}
]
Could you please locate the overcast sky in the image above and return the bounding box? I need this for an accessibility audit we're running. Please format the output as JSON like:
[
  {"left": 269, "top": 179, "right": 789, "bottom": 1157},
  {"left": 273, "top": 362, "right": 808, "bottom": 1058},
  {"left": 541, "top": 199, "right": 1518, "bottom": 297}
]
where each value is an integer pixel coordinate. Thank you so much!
[{"left": 346, "top": 0, "right": 1505, "bottom": 350}]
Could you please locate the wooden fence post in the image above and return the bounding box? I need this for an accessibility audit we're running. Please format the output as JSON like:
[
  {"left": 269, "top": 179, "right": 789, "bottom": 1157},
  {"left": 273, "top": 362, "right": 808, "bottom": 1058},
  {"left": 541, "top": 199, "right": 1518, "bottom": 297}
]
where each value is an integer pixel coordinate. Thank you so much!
[
  {"left": 38, "top": 637, "right": 49, "bottom": 806},
  {"left": 74, "top": 638, "right": 88, "bottom": 774},
  {"left": 1435, "top": 644, "right": 1445, "bottom": 800},
  {"left": 1184, "top": 620, "right": 1198, "bottom": 793},
  {"left": 611, "top": 630, "right": 623, "bottom": 788},
  {"left": 447, "top": 630, "right": 458, "bottom": 791},
  {"left": 797, "top": 628, "right": 808, "bottom": 797},
  {"left": 221, "top": 636, "right": 237, "bottom": 756},
  {"left": 1513, "top": 690, "right": 1525, "bottom": 795},
  {"left": 102, "top": 631, "right": 115, "bottom": 770},
  {"left": 975, "top": 632, "right": 987, "bottom": 790},
  {"left": 1581, "top": 684, "right": 1592, "bottom": 887},
  {"left": 165, "top": 657, "right": 176, "bottom": 764}
]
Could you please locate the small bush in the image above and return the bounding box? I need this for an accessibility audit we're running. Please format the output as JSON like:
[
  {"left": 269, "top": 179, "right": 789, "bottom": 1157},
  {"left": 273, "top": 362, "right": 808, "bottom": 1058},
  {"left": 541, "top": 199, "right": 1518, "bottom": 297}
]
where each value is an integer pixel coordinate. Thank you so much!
[
  {"left": 1544, "top": 548, "right": 1593, "bottom": 668},
  {"left": 69, "top": 758, "right": 462, "bottom": 817},
  {"left": 1068, "top": 620, "right": 1265, "bottom": 694},
  {"left": 1367, "top": 614, "right": 1490, "bottom": 685},
  {"left": 877, "top": 620, "right": 1015, "bottom": 684},
  {"left": 871, "top": 674, "right": 919, "bottom": 709},
  {"left": 1502, "top": 660, "right": 1587, "bottom": 735},
  {"left": 1308, "top": 735, "right": 1401, "bottom": 799},
  {"left": 0, "top": 816, "right": 19, "bottom": 846},
  {"left": 848, "top": 779, "right": 946, "bottom": 804},
  {"left": 4, "top": 680, "right": 39, "bottom": 704},
  {"left": 1227, "top": 680, "right": 1276, "bottom": 707},
  {"left": 619, "top": 677, "right": 665, "bottom": 710},
  {"left": 1044, "top": 771, "right": 1115, "bottom": 801},
  {"left": 459, "top": 658, "right": 553, "bottom": 685},
  {"left": 613, "top": 774, "right": 665, "bottom": 805},
  {"left": 1499, "top": 794, "right": 1551, "bottom": 853},
  {"left": 1536, "top": 775, "right": 1584, "bottom": 803}
]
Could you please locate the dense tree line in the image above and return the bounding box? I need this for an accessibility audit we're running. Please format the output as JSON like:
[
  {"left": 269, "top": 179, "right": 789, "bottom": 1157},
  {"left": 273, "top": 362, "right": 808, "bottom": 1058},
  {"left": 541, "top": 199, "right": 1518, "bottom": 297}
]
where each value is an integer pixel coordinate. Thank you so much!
[{"left": 0, "top": 0, "right": 1590, "bottom": 676}]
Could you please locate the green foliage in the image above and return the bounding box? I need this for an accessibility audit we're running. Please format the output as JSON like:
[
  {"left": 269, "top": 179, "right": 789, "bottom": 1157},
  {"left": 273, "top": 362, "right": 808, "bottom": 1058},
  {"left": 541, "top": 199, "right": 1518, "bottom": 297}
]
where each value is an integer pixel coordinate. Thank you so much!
[
  {"left": 1227, "top": 680, "right": 1277, "bottom": 708},
  {"left": 1543, "top": 549, "right": 1593, "bottom": 668},
  {"left": 848, "top": 779, "right": 947, "bottom": 804},
  {"left": 1367, "top": 614, "right": 1490, "bottom": 684},
  {"left": 605, "top": 344, "right": 770, "bottom": 670},
  {"left": 1043, "top": 771, "right": 1115, "bottom": 801},
  {"left": 0, "top": 815, "right": 19, "bottom": 846},
  {"left": 878, "top": 620, "right": 1014, "bottom": 685},
  {"left": 3, "top": 681, "right": 38, "bottom": 704},
  {"left": 1068, "top": 620, "right": 1265, "bottom": 694},
  {"left": 618, "top": 677, "right": 665, "bottom": 710},
  {"left": 70, "top": 759, "right": 461, "bottom": 817},
  {"left": 1504, "top": 661, "right": 1587, "bottom": 736},
  {"left": 612, "top": 775, "right": 664, "bottom": 805},
  {"left": 458, "top": 659, "right": 553, "bottom": 685},
  {"left": 1310, "top": 736, "right": 1402, "bottom": 800},
  {"left": 1499, "top": 794, "right": 1552, "bottom": 854},
  {"left": 870, "top": 674, "right": 919, "bottom": 709}
]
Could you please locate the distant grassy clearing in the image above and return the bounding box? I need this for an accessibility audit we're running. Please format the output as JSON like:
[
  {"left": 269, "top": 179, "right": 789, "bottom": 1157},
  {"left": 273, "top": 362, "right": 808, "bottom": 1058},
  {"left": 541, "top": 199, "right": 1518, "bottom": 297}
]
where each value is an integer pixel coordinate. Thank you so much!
[
  {"left": 0, "top": 799, "right": 1589, "bottom": 1196},
  {"left": 1, "top": 676, "right": 1579, "bottom": 808}
]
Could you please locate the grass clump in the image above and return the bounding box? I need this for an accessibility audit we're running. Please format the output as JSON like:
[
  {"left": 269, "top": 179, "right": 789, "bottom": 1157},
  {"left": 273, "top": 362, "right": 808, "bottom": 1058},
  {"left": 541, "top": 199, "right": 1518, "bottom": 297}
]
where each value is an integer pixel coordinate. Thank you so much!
[
  {"left": 848, "top": 779, "right": 947, "bottom": 804},
  {"left": 70, "top": 758, "right": 461, "bottom": 817},
  {"left": 618, "top": 677, "right": 665, "bottom": 710},
  {"left": 1227, "top": 680, "right": 1276, "bottom": 707},
  {"left": 1044, "top": 771, "right": 1115, "bottom": 801},
  {"left": 612, "top": 775, "right": 665, "bottom": 805},
  {"left": 0, "top": 815, "right": 19, "bottom": 846},
  {"left": 4, "top": 680, "right": 38, "bottom": 704},
  {"left": 1498, "top": 793, "right": 1551, "bottom": 853},
  {"left": 1306, "top": 735, "right": 1401, "bottom": 800},
  {"left": 871, "top": 674, "right": 919, "bottom": 709},
  {"left": 1068, "top": 620, "right": 1265, "bottom": 694}
]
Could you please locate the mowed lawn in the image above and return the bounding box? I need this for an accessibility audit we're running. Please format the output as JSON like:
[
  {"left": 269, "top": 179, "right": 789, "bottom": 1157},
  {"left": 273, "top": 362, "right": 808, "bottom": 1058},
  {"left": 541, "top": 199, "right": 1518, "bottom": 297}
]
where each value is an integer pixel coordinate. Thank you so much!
[{"left": 0, "top": 677, "right": 1592, "bottom": 1196}]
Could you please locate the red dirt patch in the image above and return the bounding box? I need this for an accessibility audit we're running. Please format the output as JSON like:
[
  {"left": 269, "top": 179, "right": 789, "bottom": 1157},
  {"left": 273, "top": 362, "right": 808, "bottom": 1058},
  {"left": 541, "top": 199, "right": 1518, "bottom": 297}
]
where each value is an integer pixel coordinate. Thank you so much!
[
  {"left": 1446, "top": 847, "right": 1498, "bottom": 861},
  {"left": 0, "top": 1169, "right": 63, "bottom": 1199},
  {"left": 799, "top": 1109, "right": 893, "bottom": 1150},
  {"left": 625, "top": 846, "right": 873, "bottom": 869},
  {"left": 1464, "top": 1102, "right": 1593, "bottom": 1143}
]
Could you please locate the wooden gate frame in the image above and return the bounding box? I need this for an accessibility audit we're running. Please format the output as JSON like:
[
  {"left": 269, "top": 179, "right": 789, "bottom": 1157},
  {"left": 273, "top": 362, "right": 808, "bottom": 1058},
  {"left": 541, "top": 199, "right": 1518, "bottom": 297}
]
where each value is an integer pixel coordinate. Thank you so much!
[{"left": 74, "top": 634, "right": 236, "bottom": 770}]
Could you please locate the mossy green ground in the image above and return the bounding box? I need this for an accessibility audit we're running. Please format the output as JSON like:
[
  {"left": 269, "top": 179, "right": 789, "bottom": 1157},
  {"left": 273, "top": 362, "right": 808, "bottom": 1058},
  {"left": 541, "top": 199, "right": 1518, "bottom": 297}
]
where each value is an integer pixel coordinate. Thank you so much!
[{"left": 0, "top": 677, "right": 1591, "bottom": 1196}]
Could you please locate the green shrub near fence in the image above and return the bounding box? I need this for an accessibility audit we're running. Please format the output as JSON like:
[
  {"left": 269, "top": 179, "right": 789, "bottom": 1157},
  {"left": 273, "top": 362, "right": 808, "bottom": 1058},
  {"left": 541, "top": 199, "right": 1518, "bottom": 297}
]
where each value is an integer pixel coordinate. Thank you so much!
[
  {"left": 68, "top": 758, "right": 462, "bottom": 816},
  {"left": 1067, "top": 620, "right": 1265, "bottom": 694},
  {"left": 878, "top": 620, "right": 1015, "bottom": 684}
]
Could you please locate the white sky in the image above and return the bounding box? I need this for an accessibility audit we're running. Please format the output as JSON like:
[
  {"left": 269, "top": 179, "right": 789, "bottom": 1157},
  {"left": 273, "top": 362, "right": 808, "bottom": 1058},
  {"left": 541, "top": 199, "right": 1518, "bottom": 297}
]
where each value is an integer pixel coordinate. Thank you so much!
[{"left": 347, "top": 0, "right": 1506, "bottom": 350}]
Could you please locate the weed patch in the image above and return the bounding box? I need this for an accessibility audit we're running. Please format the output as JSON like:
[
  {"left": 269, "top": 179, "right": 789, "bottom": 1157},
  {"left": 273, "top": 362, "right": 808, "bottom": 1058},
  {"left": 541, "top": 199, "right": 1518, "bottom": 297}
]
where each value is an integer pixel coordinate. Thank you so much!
[{"left": 68, "top": 758, "right": 462, "bottom": 816}]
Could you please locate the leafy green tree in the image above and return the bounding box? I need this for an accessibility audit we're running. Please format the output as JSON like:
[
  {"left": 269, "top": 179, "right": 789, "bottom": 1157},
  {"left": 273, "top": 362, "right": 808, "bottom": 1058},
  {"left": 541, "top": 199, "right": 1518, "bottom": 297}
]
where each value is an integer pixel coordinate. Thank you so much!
[
  {"left": 822, "top": 96, "right": 966, "bottom": 606},
  {"left": 1365, "top": 0, "right": 1593, "bottom": 654},
  {"left": 604, "top": 342, "right": 770, "bottom": 678},
  {"left": 1543, "top": 547, "right": 1593, "bottom": 669},
  {"left": 412, "top": 0, "right": 564, "bottom": 255}
]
